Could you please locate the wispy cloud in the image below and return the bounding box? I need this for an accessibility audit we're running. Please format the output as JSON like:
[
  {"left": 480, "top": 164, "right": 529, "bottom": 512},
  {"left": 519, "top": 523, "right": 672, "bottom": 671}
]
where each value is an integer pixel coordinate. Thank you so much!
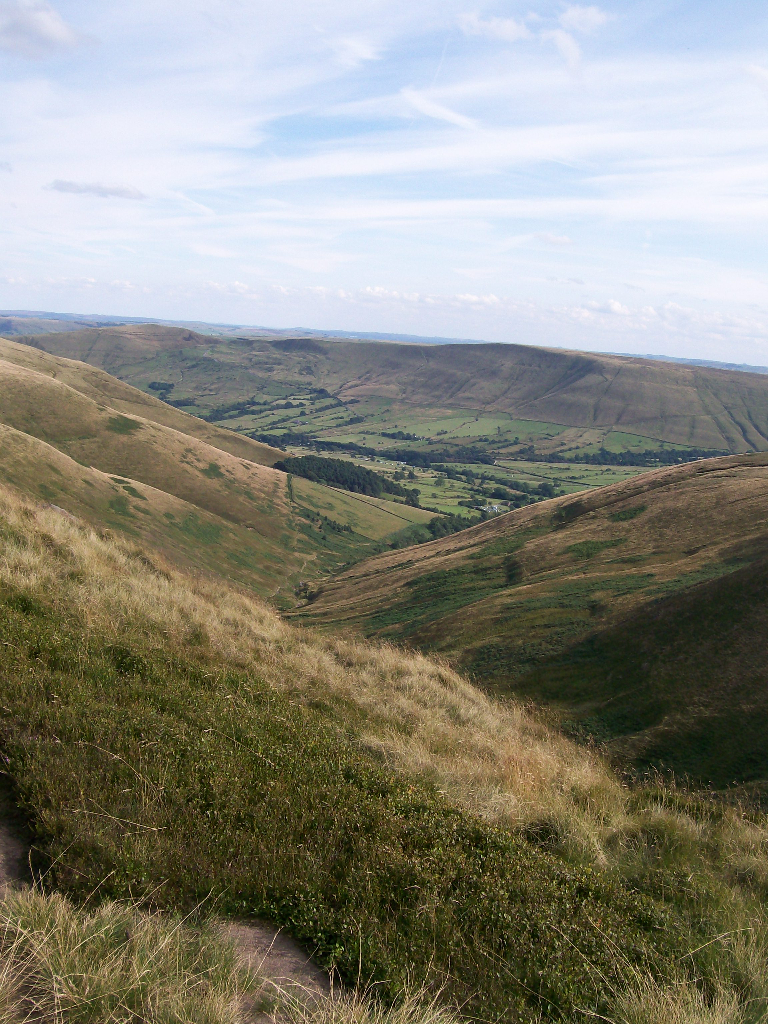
[
  {"left": 331, "top": 36, "right": 380, "bottom": 68},
  {"left": 400, "top": 87, "right": 476, "bottom": 129},
  {"left": 0, "top": 0, "right": 82, "bottom": 58},
  {"left": 543, "top": 29, "right": 581, "bottom": 71},
  {"left": 46, "top": 180, "right": 146, "bottom": 200},
  {"left": 559, "top": 6, "right": 608, "bottom": 34},
  {"left": 459, "top": 13, "right": 530, "bottom": 44}
]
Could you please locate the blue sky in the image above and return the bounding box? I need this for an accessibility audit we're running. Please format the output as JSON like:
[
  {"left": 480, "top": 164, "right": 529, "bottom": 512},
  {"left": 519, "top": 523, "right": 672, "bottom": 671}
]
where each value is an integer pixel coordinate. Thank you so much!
[{"left": 1, "top": 0, "right": 767, "bottom": 360}]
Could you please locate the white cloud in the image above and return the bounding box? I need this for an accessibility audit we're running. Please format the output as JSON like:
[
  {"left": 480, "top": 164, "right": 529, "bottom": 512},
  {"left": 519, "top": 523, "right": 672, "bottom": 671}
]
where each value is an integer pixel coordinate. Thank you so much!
[
  {"left": 459, "top": 12, "right": 530, "bottom": 44},
  {"left": 543, "top": 29, "right": 581, "bottom": 70},
  {"left": 747, "top": 65, "right": 768, "bottom": 89},
  {"left": 559, "top": 6, "right": 608, "bottom": 34},
  {"left": 331, "top": 36, "right": 379, "bottom": 68},
  {"left": 400, "top": 88, "right": 476, "bottom": 129},
  {"left": 0, "top": 0, "right": 82, "bottom": 58},
  {"left": 535, "top": 232, "right": 572, "bottom": 245},
  {"left": 46, "top": 180, "right": 146, "bottom": 200}
]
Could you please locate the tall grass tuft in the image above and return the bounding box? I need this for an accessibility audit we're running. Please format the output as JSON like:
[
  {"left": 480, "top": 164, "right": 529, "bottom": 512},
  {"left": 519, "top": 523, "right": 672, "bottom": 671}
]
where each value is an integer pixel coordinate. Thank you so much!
[{"left": 0, "top": 888, "right": 252, "bottom": 1023}]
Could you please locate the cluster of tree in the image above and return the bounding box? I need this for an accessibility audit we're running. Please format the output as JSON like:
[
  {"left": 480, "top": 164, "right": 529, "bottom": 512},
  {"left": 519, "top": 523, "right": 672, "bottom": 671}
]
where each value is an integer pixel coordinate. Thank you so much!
[
  {"left": 202, "top": 396, "right": 269, "bottom": 421},
  {"left": 274, "top": 455, "right": 421, "bottom": 505},
  {"left": 253, "top": 433, "right": 496, "bottom": 468},
  {"left": 304, "top": 511, "right": 352, "bottom": 535},
  {"left": 424, "top": 513, "right": 481, "bottom": 539},
  {"left": 540, "top": 447, "right": 728, "bottom": 467},
  {"left": 381, "top": 430, "right": 421, "bottom": 441},
  {"left": 253, "top": 432, "right": 369, "bottom": 454},
  {"left": 487, "top": 481, "right": 556, "bottom": 500},
  {"left": 431, "top": 464, "right": 555, "bottom": 499}
]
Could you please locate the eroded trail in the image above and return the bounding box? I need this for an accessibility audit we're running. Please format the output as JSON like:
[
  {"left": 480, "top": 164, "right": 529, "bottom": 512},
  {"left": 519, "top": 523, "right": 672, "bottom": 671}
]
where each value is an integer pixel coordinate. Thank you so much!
[
  {"left": 226, "top": 921, "right": 330, "bottom": 1003},
  {"left": 0, "top": 785, "right": 30, "bottom": 893},
  {"left": 0, "top": 793, "right": 329, "bottom": 1015}
]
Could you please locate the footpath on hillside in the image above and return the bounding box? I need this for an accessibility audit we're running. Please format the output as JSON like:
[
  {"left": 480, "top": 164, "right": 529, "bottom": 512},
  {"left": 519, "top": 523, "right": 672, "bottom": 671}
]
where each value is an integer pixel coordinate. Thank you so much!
[{"left": 0, "top": 782, "right": 329, "bottom": 1017}]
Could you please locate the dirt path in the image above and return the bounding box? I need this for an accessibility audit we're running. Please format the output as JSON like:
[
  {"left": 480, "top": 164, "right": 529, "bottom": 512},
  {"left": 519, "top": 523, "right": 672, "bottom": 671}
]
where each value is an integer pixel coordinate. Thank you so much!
[
  {"left": 0, "top": 793, "right": 329, "bottom": 1012},
  {"left": 226, "top": 921, "right": 330, "bottom": 1001},
  {"left": 0, "top": 785, "right": 31, "bottom": 892}
]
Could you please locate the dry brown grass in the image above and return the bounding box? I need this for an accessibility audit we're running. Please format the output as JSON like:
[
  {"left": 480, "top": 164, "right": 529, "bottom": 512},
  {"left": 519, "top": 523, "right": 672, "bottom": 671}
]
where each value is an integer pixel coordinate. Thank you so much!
[
  {"left": 0, "top": 481, "right": 625, "bottom": 860},
  {"left": 5, "top": 480, "right": 768, "bottom": 1023},
  {"left": 0, "top": 888, "right": 252, "bottom": 1023}
]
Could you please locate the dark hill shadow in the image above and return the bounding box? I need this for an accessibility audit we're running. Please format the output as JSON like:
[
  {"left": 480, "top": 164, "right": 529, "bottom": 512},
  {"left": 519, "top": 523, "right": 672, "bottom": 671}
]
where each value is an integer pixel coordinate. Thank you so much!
[{"left": 516, "top": 542, "right": 768, "bottom": 787}]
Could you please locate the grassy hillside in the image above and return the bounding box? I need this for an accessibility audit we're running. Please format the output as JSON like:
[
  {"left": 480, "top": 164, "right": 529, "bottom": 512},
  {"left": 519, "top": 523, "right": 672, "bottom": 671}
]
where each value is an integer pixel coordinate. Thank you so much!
[
  {"left": 0, "top": 335, "right": 281, "bottom": 466},
  {"left": 0, "top": 340, "right": 435, "bottom": 598},
  {"left": 301, "top": 454, "right": 768, "bottom": 784},
  {"left": 3, "top": 480, "right": 768, "bottom": 1023},
  {"left": 16, "top": 324, "right": 768, "bottom": 455}
]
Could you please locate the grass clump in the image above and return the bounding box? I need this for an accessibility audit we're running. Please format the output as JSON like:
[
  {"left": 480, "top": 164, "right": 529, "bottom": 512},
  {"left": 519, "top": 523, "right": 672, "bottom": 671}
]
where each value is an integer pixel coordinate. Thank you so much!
[
  {"left": 0, "top": 888, "right": 250, "bottom": 1023},
  {"left": 610, "top": 504, "right": 647, "bottom": 523},
  {"left": 566, "top": 538, "right": 627, "bottom": 559},
  {"left": 281, "top": 988, "right": 461, "bottom": 1024},
  {"left": 105, "top": 415, "right": 142, "bottom": 435}
]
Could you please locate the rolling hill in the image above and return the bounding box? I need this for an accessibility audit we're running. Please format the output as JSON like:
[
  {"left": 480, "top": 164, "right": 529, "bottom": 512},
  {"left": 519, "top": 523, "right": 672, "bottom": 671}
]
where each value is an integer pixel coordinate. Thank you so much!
[
  {"left": 0, "top": 338, "right": 436, "bottom": 598},
  {"left": 14, "top": 323, "right": 768, "bottom": 453},
  {"left": 300, "top": 453, "right": 768, "bottom": 785}
]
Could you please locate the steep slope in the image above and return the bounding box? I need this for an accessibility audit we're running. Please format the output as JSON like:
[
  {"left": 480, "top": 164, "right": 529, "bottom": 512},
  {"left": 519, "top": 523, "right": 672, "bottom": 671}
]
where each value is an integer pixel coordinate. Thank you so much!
[
  {"left": 16, "top": 325, "right": 768, "bottom": 452},
  {"left": 0, "top": 421, "right": 298, "bottom": 595},
  {"left": 528, "top": 549, "right": 768, "bottom": 786},
  {"left": 3, "top": 480, "right": 768, "bottom": 1024},
  {"left": 0, "top": 345, "right": 431, "bottom": 596},
  {"left": 0, "top": 336, "right": 281, "bottom": 466},
  {"left": 301, "top": 454, "right": 768, "bottom": 783}
]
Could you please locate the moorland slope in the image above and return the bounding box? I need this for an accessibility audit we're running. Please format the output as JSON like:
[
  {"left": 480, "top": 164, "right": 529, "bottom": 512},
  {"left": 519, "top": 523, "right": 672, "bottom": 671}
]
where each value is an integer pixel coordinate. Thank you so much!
[
  {"left": 0, "top": 335, "right": 281, "bottom": 466},
  {"left": 301, "top": 454, "right": 768, "bottom": 784},
  {"left": 16, "top": 324, "right": 768, "bottom": 452},
  {"left": 3, "top": 479, "right": 768, "bottom": 1023},
  {"left": 0, "top": 339, "right": 434, "bottom": 596}
]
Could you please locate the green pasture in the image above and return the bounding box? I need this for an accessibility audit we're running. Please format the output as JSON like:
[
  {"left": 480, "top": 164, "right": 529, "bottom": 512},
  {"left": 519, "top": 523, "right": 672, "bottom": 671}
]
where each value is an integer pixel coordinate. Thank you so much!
[
  {"left": 292, "top": 476, "right": 435, "bottom": 541},
  {"left": 576, "top": 430, "right": 691, "bottom": 455}
]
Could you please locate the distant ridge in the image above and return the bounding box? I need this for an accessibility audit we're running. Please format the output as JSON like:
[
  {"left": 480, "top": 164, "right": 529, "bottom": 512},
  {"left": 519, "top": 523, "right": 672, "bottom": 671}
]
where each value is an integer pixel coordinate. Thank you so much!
[
  {"left": 3, "top": 309, "right": 767, "bottom": 375},
  {"left": 614, "top": 351, "right": 768, "bottom": 376}
]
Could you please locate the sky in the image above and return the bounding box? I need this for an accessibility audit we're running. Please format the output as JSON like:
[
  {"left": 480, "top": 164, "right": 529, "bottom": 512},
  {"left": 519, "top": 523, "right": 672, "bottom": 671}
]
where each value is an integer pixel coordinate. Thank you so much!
[{"left": 1, "top": 1, "right": 767, "bottom": 362}]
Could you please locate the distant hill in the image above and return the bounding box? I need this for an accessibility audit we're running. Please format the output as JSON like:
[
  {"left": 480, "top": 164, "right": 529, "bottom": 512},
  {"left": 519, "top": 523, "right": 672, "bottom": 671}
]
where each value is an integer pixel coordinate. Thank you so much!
[
  {"left": 14, "top": 323, "right": 768, "bottom": 454},
  {"left": 300, "top": 454, "right": 768, "bottom": 785},
  {"left": 618, "top": 353, "right": 768, "bottom": 375}
]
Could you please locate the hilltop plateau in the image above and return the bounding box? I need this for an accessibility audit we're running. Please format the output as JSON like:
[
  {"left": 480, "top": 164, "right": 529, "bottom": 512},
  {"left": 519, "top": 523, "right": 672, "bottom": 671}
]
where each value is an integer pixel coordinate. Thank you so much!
[{"left": 301, "top": 453, "right": 768, "bottom": 785}]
